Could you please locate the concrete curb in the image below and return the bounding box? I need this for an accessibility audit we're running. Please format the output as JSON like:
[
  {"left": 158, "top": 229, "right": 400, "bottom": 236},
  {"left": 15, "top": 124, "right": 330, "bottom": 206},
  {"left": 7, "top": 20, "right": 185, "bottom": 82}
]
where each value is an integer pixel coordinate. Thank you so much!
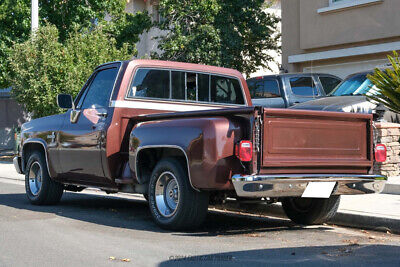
[
  {"left": 382, "top": 183, "right": 400, "bottom": 195},
  {"left": 214, "top": 200, "right": 400, "bottom": 235}
]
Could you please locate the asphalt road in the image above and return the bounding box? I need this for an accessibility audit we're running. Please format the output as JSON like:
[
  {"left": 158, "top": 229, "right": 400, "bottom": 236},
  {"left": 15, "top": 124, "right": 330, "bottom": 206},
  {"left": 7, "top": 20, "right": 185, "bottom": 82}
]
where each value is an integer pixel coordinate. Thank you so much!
[{"left": 0, "top": 178, "right": 400, "bottom": 266}]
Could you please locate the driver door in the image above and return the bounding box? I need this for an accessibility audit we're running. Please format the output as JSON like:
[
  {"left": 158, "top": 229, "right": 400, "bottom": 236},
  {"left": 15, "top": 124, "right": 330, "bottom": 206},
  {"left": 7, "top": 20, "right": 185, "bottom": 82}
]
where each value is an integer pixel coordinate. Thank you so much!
[{"left": 58, "top": 65, "right": 119, "bottom": 185}]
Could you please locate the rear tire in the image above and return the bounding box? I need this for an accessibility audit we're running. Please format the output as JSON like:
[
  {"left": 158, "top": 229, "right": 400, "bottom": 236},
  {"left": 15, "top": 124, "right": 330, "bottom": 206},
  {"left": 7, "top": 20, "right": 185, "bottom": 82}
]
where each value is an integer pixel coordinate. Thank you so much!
[
  {"left": 25, "top": 151, "right": 64, "bottom": 205},
  {"left": 148, "top": 158, "right": 209, "bottom": 230},
  {"left": 281, "top": 196, "right": 340, "bottom": 225}
]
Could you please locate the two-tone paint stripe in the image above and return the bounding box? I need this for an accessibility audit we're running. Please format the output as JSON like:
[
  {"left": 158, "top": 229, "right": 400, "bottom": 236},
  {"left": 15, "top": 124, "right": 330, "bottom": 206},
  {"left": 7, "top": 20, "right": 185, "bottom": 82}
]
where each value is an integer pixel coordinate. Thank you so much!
[{"left": 110, "top": 100, "right": 230, "bottom": 112}]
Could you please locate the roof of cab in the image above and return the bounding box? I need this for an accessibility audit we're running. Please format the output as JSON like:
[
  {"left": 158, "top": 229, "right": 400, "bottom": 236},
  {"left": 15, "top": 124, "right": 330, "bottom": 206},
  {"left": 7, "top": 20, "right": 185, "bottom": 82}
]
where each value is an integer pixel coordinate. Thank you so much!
[{"left": 95, "top": 59, "right": 244, "bottom": 78}]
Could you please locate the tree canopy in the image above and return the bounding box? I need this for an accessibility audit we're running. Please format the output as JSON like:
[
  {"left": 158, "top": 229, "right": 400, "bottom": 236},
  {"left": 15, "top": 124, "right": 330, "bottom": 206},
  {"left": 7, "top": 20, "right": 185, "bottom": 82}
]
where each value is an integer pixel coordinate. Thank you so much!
[
  {"left": 155, "top": 0, "right": 280, "bottom": 76},
  {"left": 8, "top": 24, "right": 132, "bottom": 118},
  {"left": 0, "top": 0, "right": 151, "bottom": 88}
]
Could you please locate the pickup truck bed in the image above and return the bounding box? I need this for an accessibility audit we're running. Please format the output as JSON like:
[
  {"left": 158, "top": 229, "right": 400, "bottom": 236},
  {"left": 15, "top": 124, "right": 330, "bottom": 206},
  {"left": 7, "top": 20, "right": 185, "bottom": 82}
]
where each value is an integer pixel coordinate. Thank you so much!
[{"left": 14, "top": 59, "right": 386, "bottom": 230}]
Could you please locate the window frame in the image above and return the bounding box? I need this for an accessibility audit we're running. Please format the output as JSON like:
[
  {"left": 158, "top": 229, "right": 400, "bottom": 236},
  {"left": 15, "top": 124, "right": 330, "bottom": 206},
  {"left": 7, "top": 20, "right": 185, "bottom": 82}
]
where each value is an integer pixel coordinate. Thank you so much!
[
  {"left": 74, "top": 62, "right": 122, "bottom": 110},
  {"left": 125, "top": 67, "right": 247, "bottom": 106}
]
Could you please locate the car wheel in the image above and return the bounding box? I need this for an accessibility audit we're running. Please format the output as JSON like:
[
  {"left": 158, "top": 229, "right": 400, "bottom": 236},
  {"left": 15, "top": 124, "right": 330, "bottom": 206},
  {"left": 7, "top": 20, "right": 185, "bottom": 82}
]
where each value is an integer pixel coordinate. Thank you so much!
[
  {"left": 25, "top": 151, "right": 64, "bottom": 205},
  {"left": 148, "top": 158, "right": 209, "bottom": 230},
  {"left": 281, "top": 196, "right": 340, "bottom": 225}
]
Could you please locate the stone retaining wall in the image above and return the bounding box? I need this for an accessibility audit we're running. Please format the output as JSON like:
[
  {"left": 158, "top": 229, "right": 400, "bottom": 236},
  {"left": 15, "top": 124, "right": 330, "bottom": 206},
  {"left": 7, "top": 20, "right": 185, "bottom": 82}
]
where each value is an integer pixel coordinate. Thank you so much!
[{"left": 374, "top": 122, "right": 400, "bottom": 177}]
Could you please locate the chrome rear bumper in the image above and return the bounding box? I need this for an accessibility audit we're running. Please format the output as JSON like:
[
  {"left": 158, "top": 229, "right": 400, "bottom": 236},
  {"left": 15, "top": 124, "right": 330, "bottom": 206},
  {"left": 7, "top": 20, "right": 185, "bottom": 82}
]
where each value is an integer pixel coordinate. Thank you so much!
[
  {"left": 231, "top": 174, "right": 387, "bottom": 198},
  {"left": 13, "top": 156, "right": 22, "bottom": 174}
]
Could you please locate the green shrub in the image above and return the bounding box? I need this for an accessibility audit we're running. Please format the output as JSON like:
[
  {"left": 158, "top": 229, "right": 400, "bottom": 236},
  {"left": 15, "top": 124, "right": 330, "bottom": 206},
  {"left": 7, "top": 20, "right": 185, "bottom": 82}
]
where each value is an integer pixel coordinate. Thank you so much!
[
  {"left": 367, "top": 51, "right": 400, "bottom": 114},
  {"left": 8, "top": 24, "right": 131, "bottom": 118}
]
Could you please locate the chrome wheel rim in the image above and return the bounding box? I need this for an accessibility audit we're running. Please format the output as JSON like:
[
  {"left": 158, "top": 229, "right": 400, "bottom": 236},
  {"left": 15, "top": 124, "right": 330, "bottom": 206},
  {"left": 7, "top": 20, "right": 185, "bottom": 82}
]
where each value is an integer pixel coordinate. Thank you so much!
[
  {"left": 28, "top": 162, "right": 42, "bottom": 196},
  {"left": 155, "top": 171, "right": 180, "bottom": 218}
]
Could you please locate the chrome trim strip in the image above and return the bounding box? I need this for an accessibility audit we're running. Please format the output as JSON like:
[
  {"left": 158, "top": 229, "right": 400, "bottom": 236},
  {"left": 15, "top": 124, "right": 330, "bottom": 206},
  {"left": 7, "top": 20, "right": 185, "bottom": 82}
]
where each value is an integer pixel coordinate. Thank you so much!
[
  {"left": 232, "top": 174, "right": 387, "bottom": 198},
  {"left": 21, "top": 140, "right": 51, "bottom": 177},
  {"left": 13, "top": 156, "right": 22, "bottom": 174},
  {"left": 134, "top": 145, "right": 200, "bottom": 192}
]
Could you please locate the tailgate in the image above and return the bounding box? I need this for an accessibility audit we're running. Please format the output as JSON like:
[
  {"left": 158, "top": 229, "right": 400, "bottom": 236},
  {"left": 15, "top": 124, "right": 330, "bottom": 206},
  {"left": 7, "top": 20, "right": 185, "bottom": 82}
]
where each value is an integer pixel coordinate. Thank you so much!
[{"left": 260, "top": 109, "right": 373, "bottom": 174}]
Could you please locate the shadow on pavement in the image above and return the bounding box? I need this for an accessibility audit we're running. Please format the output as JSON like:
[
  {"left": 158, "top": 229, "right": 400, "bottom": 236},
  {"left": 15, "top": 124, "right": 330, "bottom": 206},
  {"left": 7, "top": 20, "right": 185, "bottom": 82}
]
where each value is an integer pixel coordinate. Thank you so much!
[
  {"left": 0, "top": 190, "right": 328, "bottom": 235},
  {"left": 159, "top": 244, "right": 400, "bottom": 266}
]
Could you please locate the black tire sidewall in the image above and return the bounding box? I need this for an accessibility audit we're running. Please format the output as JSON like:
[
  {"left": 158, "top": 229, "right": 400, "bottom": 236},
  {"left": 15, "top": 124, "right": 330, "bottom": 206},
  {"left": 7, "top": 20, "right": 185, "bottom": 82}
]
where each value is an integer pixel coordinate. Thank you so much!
[
  {"left": 282, "top": 196, "right": 340, "bottom": 225},
  {"left": 25, "top": 152, "right": 59, "bottom": 205},
  {"left": 148, "top": 159, "right": 188, "bottom": 227}
]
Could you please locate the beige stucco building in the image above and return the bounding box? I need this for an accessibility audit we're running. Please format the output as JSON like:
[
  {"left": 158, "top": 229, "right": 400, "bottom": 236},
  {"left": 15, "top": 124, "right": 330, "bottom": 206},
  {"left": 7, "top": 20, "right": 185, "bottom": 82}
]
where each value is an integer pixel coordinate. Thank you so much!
[{"left": 282, "top": 0, "right": 400, "bottom": 78}]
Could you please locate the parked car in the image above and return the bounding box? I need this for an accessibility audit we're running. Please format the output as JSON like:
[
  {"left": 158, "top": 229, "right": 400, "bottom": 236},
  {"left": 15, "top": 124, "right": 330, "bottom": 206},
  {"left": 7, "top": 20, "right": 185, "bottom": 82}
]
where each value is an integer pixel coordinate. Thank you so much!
[
  {"left": 13, "top": 60, "right": 386, "bottom": 230},
  {"left": 290, "top": 71, "right": 400, "bottom": 122},
  {"left": 246, "top": 73, "right": 341, "bottom": 108}
]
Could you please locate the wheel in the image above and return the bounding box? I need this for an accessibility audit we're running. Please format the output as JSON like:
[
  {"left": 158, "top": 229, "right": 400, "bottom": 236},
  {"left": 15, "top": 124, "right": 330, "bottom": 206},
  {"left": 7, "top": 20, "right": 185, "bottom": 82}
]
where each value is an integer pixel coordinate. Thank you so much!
[
  {"left": 281, "top": 196, "right": 340, "bottom": 225},
  {"left": 148, "top": 158, "right": 209, "bottom": 230},
  {"left": 25, "top": 151, "right": 64, "bottom": 205}
]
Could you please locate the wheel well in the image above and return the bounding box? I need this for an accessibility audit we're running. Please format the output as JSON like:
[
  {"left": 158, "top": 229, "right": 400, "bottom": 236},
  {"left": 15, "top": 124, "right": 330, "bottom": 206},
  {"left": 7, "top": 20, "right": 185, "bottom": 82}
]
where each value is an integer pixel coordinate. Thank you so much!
[
  {"left": 22, "top": 142, "right": 46, "bottom": 173},
  {"left": 136, "top": 147, "right": 188, "bottom": 184}
]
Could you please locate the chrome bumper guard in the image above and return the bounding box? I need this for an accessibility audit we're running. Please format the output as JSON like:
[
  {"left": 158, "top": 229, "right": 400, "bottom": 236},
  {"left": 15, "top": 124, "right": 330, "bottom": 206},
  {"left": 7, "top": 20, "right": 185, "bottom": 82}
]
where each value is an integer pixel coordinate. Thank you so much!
[
  {"left": 231, "top": 174, "right": 387, "bottom": 198},
  {"left": 13, "top": 156, "right": 23, "bottom": 174}
]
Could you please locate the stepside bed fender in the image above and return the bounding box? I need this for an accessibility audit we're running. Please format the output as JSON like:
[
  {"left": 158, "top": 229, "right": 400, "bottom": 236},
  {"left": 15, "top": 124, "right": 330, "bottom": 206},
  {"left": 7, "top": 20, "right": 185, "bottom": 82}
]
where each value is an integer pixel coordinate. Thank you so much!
[{"left": 128, "top": 116, "right": 244, "bottom": 190}]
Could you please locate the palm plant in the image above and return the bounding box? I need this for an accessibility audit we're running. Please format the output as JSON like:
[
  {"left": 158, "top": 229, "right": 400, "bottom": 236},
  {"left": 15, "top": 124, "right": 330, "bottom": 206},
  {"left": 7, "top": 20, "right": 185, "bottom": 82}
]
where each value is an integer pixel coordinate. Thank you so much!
[{"left": 367, "top": 51, "right": 400, "bottom": 114}]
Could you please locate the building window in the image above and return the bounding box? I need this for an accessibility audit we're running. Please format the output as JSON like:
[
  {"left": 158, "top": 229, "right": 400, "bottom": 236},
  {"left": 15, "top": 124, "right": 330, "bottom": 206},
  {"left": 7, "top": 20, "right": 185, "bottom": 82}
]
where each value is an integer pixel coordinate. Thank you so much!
[{"left": 319, "top": 0, "right": 383, "bottom": 14}]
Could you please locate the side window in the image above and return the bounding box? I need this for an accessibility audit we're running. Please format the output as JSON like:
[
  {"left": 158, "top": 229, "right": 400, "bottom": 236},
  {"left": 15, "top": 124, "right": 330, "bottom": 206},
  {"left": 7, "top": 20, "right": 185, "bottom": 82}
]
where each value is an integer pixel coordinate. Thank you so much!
[
  {"left": 248, "top": 79, "right": 280, "bottom": 98},
  {"left": 128, "top": 69, "right": 170, "bottom": 99},
  {"left": 198, "top": 74, "right": 210, "bottom": 102},
  {"left": 289, "top": 76, "right": 318, "bottom": 97},
  {"left": 128, "top": 68, "right": 245, "bottom": 105},
  {"left": 211, "top": 75, "right": 245, "bottom": 104},
  {"left": 171, "top": 71, "right": 185, "bottom": 100},
  {"left": 81, "top": 67, "right": 118, "bottom": 109},
  {"left": 319, "top": 76, "right": 341, "bottom": 94}
]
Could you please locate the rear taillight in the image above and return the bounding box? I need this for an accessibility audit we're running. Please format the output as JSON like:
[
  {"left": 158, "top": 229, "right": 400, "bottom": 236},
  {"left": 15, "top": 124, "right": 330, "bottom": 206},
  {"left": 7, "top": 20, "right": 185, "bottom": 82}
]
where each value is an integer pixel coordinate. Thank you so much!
[
  {"left": 374, "top": 144, "right": 387, "bottom": 163},
  {"left": 235, "top": 140, "right": 253, "bottom": 162}
]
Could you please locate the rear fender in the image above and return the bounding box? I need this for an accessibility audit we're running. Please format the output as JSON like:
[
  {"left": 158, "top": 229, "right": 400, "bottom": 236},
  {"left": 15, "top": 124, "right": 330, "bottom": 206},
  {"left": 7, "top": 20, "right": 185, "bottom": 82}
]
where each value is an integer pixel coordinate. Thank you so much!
[{"left": 129, "top": 117, "right": 244, "bottom": 190}]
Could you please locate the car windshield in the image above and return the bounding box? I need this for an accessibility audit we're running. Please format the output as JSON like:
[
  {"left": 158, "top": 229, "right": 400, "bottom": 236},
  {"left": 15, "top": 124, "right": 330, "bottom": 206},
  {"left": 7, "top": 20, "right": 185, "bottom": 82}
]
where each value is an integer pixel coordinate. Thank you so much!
[{"left": 329, "top": 73, "right": 377, "bottom": 96}]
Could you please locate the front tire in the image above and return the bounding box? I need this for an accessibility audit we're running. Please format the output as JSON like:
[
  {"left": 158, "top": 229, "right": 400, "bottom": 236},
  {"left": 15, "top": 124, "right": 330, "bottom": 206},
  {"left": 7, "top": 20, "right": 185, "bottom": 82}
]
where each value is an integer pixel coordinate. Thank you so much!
[
  {"left": 25, "top": 151, "right": 64, "bottom": 205},
  {"left": 148, "top": 158, "right": 209, "bottom": 230},
  {"left": 281, "top": 196, "right": 340, "bottom": 225}
]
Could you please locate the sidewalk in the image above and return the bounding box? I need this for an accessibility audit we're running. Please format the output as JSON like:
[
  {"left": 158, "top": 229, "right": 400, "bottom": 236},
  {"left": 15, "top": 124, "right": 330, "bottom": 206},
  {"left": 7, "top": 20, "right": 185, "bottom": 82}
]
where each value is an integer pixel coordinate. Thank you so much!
[{"left": 1, "top": 161, "right": 399, "bottom": 234}]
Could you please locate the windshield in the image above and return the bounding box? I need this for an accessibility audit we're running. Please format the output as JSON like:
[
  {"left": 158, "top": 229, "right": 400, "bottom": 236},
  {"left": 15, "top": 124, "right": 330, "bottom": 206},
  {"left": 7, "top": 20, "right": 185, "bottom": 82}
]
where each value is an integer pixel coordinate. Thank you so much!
[{"left": 329, "top": 74, "right": 376, "bottom": 96}]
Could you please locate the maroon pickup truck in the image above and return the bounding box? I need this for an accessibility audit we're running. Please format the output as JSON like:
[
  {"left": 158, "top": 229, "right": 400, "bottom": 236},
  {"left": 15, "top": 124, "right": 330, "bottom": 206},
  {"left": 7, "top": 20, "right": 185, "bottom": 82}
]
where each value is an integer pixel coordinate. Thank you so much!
[{"left": 13, "top": 60, "right": 387, "bottom": 230}]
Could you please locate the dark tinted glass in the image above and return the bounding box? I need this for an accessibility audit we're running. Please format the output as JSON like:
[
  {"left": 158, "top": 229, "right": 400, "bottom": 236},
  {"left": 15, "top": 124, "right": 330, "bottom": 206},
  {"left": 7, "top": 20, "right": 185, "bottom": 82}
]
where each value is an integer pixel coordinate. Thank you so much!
[
  {"left": 171, "top": 71, "right": 185, "bottom": 100},
  {"left": 198, "top": 74, "right": 210, "bottom": 102},
  {"left": 211, "top": 76, "right": 244, "bottom": 104},
  {"left": 289, "top": 77, "right": 317, "bottom": 96},
  {"left": 248, "top": 79, "right": 280, "bottom": 98},
  {"left": 128, "top": 69, "right": 170, "bottom": 99},
  {"left": 81, "top": 68, "right": 118, "bottom": 109},
  {"left": 319, "top": 76, "right": 341, "bottom": 94},
  {"left": 186, "top": 72, "right": 196, "bottom": 101}
]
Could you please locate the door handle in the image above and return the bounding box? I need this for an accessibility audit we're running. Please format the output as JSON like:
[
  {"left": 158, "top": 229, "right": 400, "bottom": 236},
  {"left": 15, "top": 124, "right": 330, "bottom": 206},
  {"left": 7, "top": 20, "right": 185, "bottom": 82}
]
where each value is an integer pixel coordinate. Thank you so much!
[{"left": 96, "top": 112, "right": 107, "bottom": 118}]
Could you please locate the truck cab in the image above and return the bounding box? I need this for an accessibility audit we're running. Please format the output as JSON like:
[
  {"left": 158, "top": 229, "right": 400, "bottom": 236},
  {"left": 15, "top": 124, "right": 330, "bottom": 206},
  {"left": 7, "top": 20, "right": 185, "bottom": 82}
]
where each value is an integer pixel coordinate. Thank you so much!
[{"left": 247, "top": 73, "right": 341, "bottom": 108}]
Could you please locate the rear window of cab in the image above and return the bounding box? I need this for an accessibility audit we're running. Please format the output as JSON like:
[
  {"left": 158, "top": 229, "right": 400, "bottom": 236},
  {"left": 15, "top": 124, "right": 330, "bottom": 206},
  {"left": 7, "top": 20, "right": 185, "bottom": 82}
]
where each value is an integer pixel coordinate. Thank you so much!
[{"left": 127, "top": 68, "right": 245, "bottom": 105}]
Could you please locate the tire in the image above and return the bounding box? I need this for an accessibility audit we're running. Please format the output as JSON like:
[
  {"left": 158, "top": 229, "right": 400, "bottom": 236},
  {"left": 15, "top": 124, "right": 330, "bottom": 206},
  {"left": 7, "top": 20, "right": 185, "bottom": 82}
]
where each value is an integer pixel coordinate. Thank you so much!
[
  {"left": 148, "top": 158, "right": 209, "bottom": 230},
  {"left": 25, "top": 151, "right": 64, "bottom": 205},
  {"left": 281, "top": 196, "right": 340, "bottom": 225}
]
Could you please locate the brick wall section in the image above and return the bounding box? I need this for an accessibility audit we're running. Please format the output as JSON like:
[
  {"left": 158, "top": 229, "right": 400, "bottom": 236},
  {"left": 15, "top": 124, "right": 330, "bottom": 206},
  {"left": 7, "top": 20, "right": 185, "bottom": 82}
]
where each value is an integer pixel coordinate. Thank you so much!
[{"left": 374, "top": 122, "right": 400, "bottom": 177}]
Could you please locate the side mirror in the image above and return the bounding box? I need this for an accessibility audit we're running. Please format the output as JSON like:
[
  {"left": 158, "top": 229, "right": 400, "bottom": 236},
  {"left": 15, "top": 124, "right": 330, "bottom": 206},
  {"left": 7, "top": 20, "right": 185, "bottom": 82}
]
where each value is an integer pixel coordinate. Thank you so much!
[{"left": 57, "top": 94, "right": 74, "bottom": 109}]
